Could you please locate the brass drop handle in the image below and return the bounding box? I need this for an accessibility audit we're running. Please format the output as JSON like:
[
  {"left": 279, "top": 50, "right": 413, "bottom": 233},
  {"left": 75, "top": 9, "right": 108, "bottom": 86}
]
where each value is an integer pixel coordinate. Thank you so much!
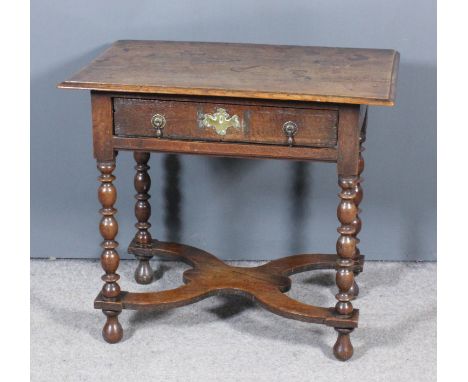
[
  {"left": 151, "top": 114, "right": 166, "bottom": 138},
  {"left": 282, "top": 121, "right": 298, "bottom": 146}
]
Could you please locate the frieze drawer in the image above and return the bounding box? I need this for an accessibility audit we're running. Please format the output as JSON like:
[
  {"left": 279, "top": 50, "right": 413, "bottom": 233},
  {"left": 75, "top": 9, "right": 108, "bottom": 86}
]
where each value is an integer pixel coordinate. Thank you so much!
[{"left": 113, "top": 97, "right": 338, "bottom": 148}]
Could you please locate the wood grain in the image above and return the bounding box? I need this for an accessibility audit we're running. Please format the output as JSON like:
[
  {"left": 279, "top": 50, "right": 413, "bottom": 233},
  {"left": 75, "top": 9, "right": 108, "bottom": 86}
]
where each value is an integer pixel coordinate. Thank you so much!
[
  {"left": 59, "top": 39, "right": 400, "bottom": 360},
  {"left": 59, "top": 40, "right": 399, "bottom": 106},
  {"left": 113, "top": 97, "right": 338, "bottom": 148},
  {"left": 337, "top": 105, "right": 361, "bottom": 176},
  {"left": 112, "top": 136, "right": 338, "bottom": 161},
  {"left": 94, "top": 239, "right": 360, "bottom": 328},
  {"left": 91, "top": 92, "right": 114, "bottom": 162}
]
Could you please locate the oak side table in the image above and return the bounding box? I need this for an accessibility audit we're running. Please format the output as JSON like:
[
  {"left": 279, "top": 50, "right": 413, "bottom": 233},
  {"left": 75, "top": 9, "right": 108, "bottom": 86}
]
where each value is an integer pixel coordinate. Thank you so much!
[{"left": 59, "top": 40, "right": 399, "bottom": 361}]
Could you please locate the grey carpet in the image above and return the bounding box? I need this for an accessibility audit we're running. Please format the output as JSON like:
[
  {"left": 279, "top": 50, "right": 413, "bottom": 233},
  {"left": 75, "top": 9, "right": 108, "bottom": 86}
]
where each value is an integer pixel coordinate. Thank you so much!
[{"left": 31, "top": 259, "right": 436, "bottom": 382}]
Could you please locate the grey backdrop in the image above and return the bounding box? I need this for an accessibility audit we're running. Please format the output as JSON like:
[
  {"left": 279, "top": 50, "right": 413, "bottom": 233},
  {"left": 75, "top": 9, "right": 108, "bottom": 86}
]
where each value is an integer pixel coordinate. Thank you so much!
[{"left": 31, "top": 0, "right": 436, "bottom": 261}]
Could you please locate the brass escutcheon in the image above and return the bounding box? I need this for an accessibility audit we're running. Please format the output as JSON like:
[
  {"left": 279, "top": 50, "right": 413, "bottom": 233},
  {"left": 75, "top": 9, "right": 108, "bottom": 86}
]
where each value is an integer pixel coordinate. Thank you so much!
[{"left": 201, "top": 108, "right": 241, "bottom": 136}]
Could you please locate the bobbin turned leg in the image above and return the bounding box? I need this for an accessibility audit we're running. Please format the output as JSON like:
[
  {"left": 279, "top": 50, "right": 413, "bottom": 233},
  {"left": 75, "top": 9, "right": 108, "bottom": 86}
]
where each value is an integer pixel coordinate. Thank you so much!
[
  {"left": 349, "top": 153, "right": 364, "bottom": 298},
  {"left": 133, "top": 152, "right": 154, "bottom": 284},
  {"left": 98, "top": 161, "right": 123, "bottom": 343},
  {"left": 333, "top": 176, "right": 358, "bottom": 361},
  {"left": 350, "top": 111, "right": 367, "bottom": 298}
]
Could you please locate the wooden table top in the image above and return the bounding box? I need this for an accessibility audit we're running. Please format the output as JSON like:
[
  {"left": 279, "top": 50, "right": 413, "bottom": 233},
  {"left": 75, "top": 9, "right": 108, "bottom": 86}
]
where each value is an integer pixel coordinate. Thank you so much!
[{"left": 59, "top": 40, "right": 399, "bottom": 106}]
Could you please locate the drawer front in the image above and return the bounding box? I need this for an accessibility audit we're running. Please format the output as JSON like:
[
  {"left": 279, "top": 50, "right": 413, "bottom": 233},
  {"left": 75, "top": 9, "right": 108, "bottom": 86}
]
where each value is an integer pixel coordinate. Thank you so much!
[{"left": 113, "top": 98, "right": 338, "bottom": 148}]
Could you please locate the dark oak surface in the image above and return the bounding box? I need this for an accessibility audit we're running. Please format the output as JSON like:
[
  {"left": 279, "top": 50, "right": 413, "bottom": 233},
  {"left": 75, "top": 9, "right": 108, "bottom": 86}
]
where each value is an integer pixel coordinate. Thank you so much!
[
  {"left": 59, "top": 40, "right": 399, "bottom": 361},
  {"left": 114, "top": 97, "right": 338, "bottom": 147},
  {"left": 112, "top": 136, "right": 338, "bottom": 161},
  {"left": 58, "top": 40, "right": 399, "bottom": 106},
  {"left": 95, "top": 239, "right": 363, "bottom": 329}
]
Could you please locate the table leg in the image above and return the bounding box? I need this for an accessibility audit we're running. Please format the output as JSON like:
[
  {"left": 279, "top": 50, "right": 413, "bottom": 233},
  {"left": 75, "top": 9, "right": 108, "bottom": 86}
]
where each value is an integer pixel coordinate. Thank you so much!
[
  {"left": 133, "top": 152, "right": 154, "bottom": 284},
  {"left": 97, "top": 161, "right": 123, "bottom": 343},
  {"left": 349, "top": 153, "right": 364, "bottom": 298},
  {"left": 333, "top": 176, "right": 359, "bottom": 360}
]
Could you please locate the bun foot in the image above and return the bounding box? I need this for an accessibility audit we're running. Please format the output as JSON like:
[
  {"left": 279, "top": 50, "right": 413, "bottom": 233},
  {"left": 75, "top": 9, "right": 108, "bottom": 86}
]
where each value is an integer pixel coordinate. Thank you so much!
[
  {"left": 333, "top": 328, "right": 354, "bottom": 361},
  {"left": 349, "top": 280, "right": 359, "bottom": 299},
  {"left": 134, "top": 257, "right": 154, "bottom": 284},
  {"left": 102, "top": 310, "right": 123, "bottom": 343}
]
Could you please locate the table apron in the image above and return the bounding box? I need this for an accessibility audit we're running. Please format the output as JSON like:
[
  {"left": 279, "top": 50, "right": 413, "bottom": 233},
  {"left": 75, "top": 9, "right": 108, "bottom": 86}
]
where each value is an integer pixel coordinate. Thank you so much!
[{"left": 112, "top": 136, "right": 338, "bottom": 161}]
